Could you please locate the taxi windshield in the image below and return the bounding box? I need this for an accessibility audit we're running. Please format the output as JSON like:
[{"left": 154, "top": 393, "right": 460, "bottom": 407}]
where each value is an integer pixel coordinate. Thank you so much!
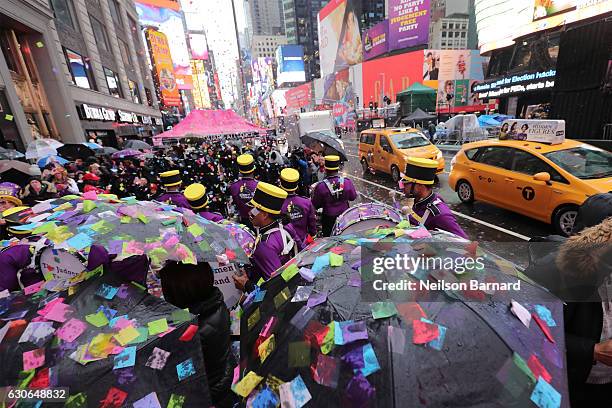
[
  {"left": 543, "top": 146, "right": 612, "bottom": 179},
  {"left": 389, "top": 132, "right": 431, "bottom": 149}
]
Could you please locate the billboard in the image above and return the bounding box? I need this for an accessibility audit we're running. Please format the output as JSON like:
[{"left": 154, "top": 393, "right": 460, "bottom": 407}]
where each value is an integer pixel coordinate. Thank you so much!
[
  {"left": 323, "top": 69, "right": 357, "bottom": 126},
  {"left": 285, "top": 83, "right": 313, "bottom": 112},
  {"left": 145, "top": 29, "right": 180, "bottom": 107},
  {"left": 251, "top": 57, "right": 275, "bottom": 105},
  {"left": 318, "top": 0, "right": 363, "bottom": 77},
  {"left": 363, "top": 21, "right": 389, "bottom": 61},
  {"left": 388, "top": 0, "right": 431, "bottom": 51},
  {"left": 189, "top": 33, "right": 209, "bottom": 60},
  {"left": 362, "top": 51, "right": 423, "bottom": 107},
  {"left": 276, "top": 45, "right": 306, "bottom": 85},
  {"left": 191, "top": 60, "right": 211, "bottom": 109},
  {"left": 136, "top": 1, "right": 193, "bottom": 90}
]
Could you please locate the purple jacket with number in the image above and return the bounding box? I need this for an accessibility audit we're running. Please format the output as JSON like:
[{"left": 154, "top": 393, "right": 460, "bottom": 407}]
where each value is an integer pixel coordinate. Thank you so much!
[
  {"left": 0, "top": 244, "right": 147, "bottom": 292},
  {"left": 198, "top": 210, "right": 224, "bottom": 223},
  {"left": 281, "top": 194, "right": 317, "bottom": 241},
  {"left": 229, "top": 178, "right": 258, "bottom": 220},
  {"left": 311, "top": 176, "right": 357, "bottom": 217},
  {"left": 250, "top": 223, "right": 304, "bottom": 281},
  {"left": 157, "top": 191, "right": 191, "bottom": 209},
  {"left": 408, "top": 193, "right": 468, "bottom": 239}
]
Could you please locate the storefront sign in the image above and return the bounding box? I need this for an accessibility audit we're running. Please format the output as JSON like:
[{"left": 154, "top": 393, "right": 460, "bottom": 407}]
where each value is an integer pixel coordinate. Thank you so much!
[
  {"left": 141, "top": 116, "right": 153, "bottom": 125},
  {"left": 118, "top": 110, "right": 139, "bottom": 123},
  {"left": 82, "top": 104, "right": 116, "bottom": 121},
  {"left": 474, "top": 70, "right": 556, "bottom": 98},
  {"left": 499, "top": 119, "right": 565, "bottom": 145}
]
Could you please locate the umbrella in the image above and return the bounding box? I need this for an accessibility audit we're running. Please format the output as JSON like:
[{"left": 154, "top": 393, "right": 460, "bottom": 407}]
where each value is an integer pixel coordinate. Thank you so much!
[
  {"left": 37, "top": 155, "right": 69, "bottom": 168},
  {"left": 25, "top": 139, "right": 62, "bottom": 160},
  {"left": 237, "top": 226, "right": 568, "bottom": 407},
  {"left": 57, "top": 144, "right": 96, "bottom": 160},
  {"left": 19, "top": 195, "right": 251, "bottom": 267},
  {"left": 124, "top": 140, "right": 153, "bottom": 150},
  {"left": 0, "top": 160, "right": 41, "bottom": 185},
  {"left": 83, "top": 142, "right": 103, "bottom": 150},
  {"left": 95, "top": 147, "right": 119, "bottom": 156},
  {"left": 0, "top": 147, "right": 25, "bottom": 160},
  {"left": 112, "top": 149, "right": 143, "bottom": 159},
  {"left": 0, "top": 264, "right": 211, "bottom": 406},
  {"left": 301, "top": 130, "right": 347, "bottom": 161}
]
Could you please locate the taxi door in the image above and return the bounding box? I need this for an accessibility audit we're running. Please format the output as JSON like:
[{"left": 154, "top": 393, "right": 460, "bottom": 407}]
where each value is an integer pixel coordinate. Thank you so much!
[
  {"left": 377, "top": 134, "right": 394, "bottom": 174},
  {"left": 503, "top": 149, "right": 554, "bottom": 221},
  {"left": 469, "top": 146, "right": 515, "bottom": 205}
]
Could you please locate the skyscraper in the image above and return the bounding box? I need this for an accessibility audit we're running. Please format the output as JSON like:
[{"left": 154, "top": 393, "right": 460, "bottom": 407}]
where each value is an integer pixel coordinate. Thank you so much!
[{"left": 248, "top": 0, "right": 285, "bottom": 36}]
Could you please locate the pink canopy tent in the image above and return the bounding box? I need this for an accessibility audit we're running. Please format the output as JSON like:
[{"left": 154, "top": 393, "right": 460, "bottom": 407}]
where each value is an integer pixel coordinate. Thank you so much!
[{"left": 153, "top": 110, "right": 267, "bottom": 143}]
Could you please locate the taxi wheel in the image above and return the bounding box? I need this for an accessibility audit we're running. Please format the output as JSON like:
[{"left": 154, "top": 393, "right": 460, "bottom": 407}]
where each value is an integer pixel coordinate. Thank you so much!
[
  {"left": 391, "top": 165, "right": 401, "bottom": 183},
  {"left": 456, "top": 180, "right": 474, "bottom": 203},
  {"left": 361, "top": 158, "right": 370, "bottom": 175},
  {"left": 553, "top": 206, "right": 578, "bottom": 236}
]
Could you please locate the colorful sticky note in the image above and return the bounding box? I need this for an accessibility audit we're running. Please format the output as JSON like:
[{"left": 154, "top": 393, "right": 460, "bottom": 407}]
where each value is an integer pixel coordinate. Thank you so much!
[
  {"left": 171, "top": 309, "right": 191, "bottom": 324},
  {"left": 299, "top": 267, "right": 314, "bottom": 282},
  {"left": 148, "top": 318, "right": 169, "bottom": 336},
  {"left": 421, "top": 318, "right": 447, "bottom": 351},
  {"left": 24, "top": 281, "right": 45, "bottom": 295},
  {"left": 133, "top": 392, "right": 162, "bottom": 408},
  {"left": 113, "top": 346, "right": 136, "bottom": 369},
  {"left": 23, "top": 348, "right": 45, "bottom": 370},
  {"left": 258, "top": 334, "right": 275, "bottom": 363},
  {"left": 311, "top": 254, "right": 329, "bottom": 274},
  {"left": 279, "top": 375, "right": 312, "bottom": 408},
  {"left": 528, "top": 355, "right": 552, "bottom": 383},
  {"left": 412, "top": 319, "right": 439, "bottom": 344},
  {"left": 146, "top": 347, "right": 171, "bottom": 370},
  {"left": 114, "top": 325, "right": 140, "bottom": 346},
  {"left": 273, "top": 287, "right": 291, "bottom": 309},
  {"left": 85, "top": 311, "right": 109, "bottom": 327},
  {"left": 166, "top": 394, "right": 185, "bottom": 408},
  {"left": 530, "top": 377, "right": 561, "bottom": 408},
  {"left": 535, "top": 305, "right": 556, "bottom": 327},
  {"left": 371, "top": 301, "right": 398, "bottom": 319},
  {"left": 407, "top": 227, "right": 432, "bottom": 239},
  {"left": 179, "top": 324, "right": 198, "bottom": 341},
  {"left": 56, "top": 318, "right": 86, "bottom": 342},
  {"left": 306, "top": 291, "right": 327, "bottom": 308},
  {"left": 328, "top": 252, "right": 343, "bottom": 267},
  {"left": 511, "top": 300, "right": 531, "bottom": 328},
  {"left": 312, "top": 354, "right": 340, "bottom": 388},
  {"left": 64, "top": 232, "right": 93, "bottom": 250},
  {"left": 288, "top": 341, "right": 310, "bottom": 367},
  {"left": 281, "top": 264, "right": 300, "bottom": 281},
  {"left": 234, "top": 371, "right": 264, "bottom": 398},
  {"left": 291, "top": 286, "right": 313, "bottom": 302},
  {"left": 44, "top": 301, "right": 73, "bottom": 323},
  {"left": 533, "top": 314, "right": 555, "bottom": 343},
  {"left": 19, "top": 321, "right": 55, "bottom": 345},
  {"left": 5, "top": 114, "right": 14, "bottom": 121},
  {"left": 99, "top": 387, "right": 127, "bottom": 408},
  {"left": 247, "top": 308, "right": 261, "bottom": 330},
  {"left": 176, "top": 358, "right": 196, "bottom": 381},
  {"left": 96, "top": 284, "right": 119, "bottom": 300}
]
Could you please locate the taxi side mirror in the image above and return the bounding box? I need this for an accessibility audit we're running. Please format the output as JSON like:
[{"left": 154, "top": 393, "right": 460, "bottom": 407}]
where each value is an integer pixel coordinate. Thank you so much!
[{"left": 533, "top": 172, "right": 552, "bottom": 185}]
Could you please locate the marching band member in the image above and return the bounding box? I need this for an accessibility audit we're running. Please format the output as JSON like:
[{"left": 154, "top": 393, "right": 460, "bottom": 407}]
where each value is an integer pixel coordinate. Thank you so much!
[
  {"left": 184, "top": 183, "right": 224, "bottom": 222},
  {"left": 229, "top": 154, "right": 258, "bottom": 229},
  {"left": 156, "top": 169, "right": 190, "bottom": 208},
  {"left": 280, "top": 168, "right": 316, "bottom": 242}
]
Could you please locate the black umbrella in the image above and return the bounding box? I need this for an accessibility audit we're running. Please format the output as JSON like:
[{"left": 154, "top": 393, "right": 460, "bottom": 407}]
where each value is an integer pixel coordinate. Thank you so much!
[
  {"left": 301, "top": 131, "right": 347, "bottom": 161},
  {"left": 124, "top": 140, "right": 153, "bottom": 150},
  {"left": 95, "top": 146, "right": 119, "bottom": 156},
  {"left": 0, "top": 160, "right": 41, "bottom": 186},
  {"left": 237, "top": 228, "right": 568, "bottom": 407},
  {"left": 0, "top": 267, "right": 211, "bottom": 407},
  {"left": 57, "top": 144, "right": 96, "bottom": 160},
  {"left": 0, "top": 147, "right": 25, "bottom": 160}
]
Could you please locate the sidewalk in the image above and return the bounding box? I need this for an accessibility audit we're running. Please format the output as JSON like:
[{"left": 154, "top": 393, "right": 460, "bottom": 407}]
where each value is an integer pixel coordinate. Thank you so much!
[{"left": 436, "top": 143, "right": 462, "bottom": 153}]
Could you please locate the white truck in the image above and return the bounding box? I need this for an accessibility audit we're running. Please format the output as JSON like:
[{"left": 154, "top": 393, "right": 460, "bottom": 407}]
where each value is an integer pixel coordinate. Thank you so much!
[{"left": 297, "top": 110, "right": 335, "bottom": 137}]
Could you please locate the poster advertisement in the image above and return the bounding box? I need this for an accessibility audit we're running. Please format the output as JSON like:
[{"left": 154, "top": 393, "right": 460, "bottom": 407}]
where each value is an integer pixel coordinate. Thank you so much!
[
  {"left": 318, "top": 0, "right": 363, "bottom": 77},
  {"left": 285, "top": 83, "right": 313, "bottom": 112},
  {"left": 388, "top": 0, "right": 431, "bottom": 51},
  {"left": 362, "top": 51, "right": 423, "bottom": 107},
  {"left": 136, "top": 1, "right": 193, "bottom": 90},
  {"left": 323, "top": 69, "right": 357, "bottom": 126},
  {"left": 433, "top": 50, "right": 476, "bottom": 111},
  {"left": 276, "top": 45, "right": 306, "bottom": 85},
  {"left": 533, "top": 0, "right": 576, "bottom": 21},
  {"left": 189, "top": 33, "right": 209, "bottom": 60},
  {"left": 191, "top": 60, "right": 211, "bottom": 109},
  {"left": 363, "top": 20, "right": 389, "bottom": 61},
  {"left": 145, "top": 29, "right": 181, "bottom": 107},
  {"left": 251, "top": 57, "right": 275, "bottom": 104},
  {"left": 209, "top": 262, "right": 242, "bottom": 308}
]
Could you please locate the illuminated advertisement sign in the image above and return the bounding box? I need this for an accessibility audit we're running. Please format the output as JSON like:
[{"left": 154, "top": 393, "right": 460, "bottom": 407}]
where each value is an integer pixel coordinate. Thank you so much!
[
  {"left": 189, "top": 33, "right": 209, "bottom": 60},
  {"left": 388, "top": 0, "right": 431, "bottom": 50},
  {"left": 474, "top": 69, "right": 556, "bottom": 98},
  {"left": 285, "top": 83, "right": 313, "bottom": 112},
  {"left": 145, "top": 28, "right": 181, "bottom": 107},
  {"left": 276, "top": 45, "right": 306, "bottom": 85},
  {"left": 136, "top": 1, "right": 193, "bottom": 90},
  {"left": 318, "top": 0, "right": 363, "bottom": 77},
  {"left": 191, "top": 60, "right": 211, "bottom": 109},
  {"left": 251, "top": 57, "right": 275, "bottom": 102},
  {"left": 363, "top": 20, "right": 388, "bottom": 60}
]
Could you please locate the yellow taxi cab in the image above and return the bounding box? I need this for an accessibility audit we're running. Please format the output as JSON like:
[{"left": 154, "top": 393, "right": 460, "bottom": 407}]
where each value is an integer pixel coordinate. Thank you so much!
[
  {"left": 448, "top": 121, "right": 612, "bottom": 235},
  {"left": 359, "top": 127, "right": 445, "bottom": 182}
]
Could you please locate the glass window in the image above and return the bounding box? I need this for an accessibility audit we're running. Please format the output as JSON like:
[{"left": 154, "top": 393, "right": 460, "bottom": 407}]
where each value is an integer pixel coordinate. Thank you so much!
[
  {"left": 104, "top": 67, "right": 123, "bottom": 98},
  {"left": 51, "top": 0, "right": 76, "bottom": 29},
  {"left": 90, "top": 16, "right": 110, "bottom": 51},
  {"left": 442, "top": 32, "right": 446, "bottom": 37},
  {"left": 544, "top": 146, "right": 612, "bottom": 179},
  {"left": 449, "top": 23, "right": 454, "bottom": 29},
  {"left": 511, "top": 150, "right": 566, "bottom": 183},
  {"left": 473, "top": 146, "right": 513, "bottom": 169},
  {"left": 465, "top": 148, "right": 479, "bottom": 160},
  {"left": 510, "top": 42, "right": 532, "bottom": 70},
  {"left": 389, "top": 132, "right": 430, "bottom": 149},
  {"left": 118, "top": 39, "right": 131, "bottom": 67},
  {"left": 461, "top": 32, "right": 466, "bottom": 38},
  {"left": 128, "top": 80, "right": 141, "bottom": 104},
  {"left": 64, "top": 48, "right": 96, "bottom": 90},
  {"left": 144, "top": 88, "right": 153, "bottom": 106},
  {"left": 108, "top": 0, "right": 122, "bottom": 26},
  {"left": 448, "top": 32, "right": 453, "bottom": 38},
  {"left": 379, "top": 135, "right": 393, "bottom": 152}
]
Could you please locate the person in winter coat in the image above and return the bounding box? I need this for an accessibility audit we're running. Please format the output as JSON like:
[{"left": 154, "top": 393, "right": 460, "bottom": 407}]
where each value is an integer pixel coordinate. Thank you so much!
[
  {"left": 20, "top": 177, "right": 57, "bottom": 205},
  {"left": 159, "top": 261, "right": 236, "bottom": 408}
]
